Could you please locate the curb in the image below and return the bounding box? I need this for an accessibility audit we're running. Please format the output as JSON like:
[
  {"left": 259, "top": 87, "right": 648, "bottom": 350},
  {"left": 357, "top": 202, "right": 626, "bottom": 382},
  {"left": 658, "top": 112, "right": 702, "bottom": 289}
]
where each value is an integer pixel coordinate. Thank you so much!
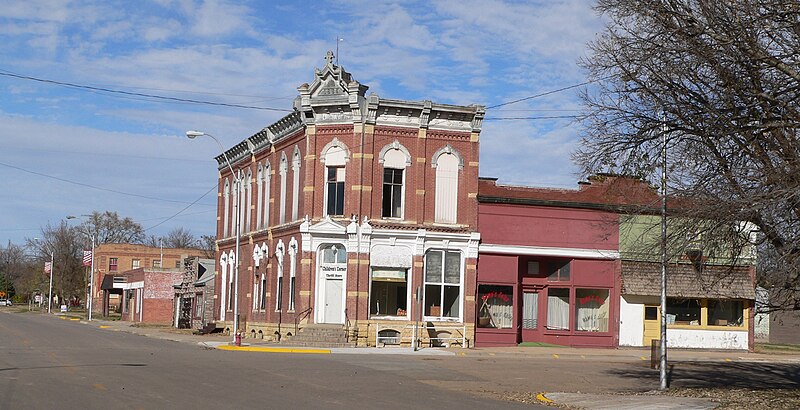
[{"left": 215, "top": 345, "right": 331, "bottom": 354}]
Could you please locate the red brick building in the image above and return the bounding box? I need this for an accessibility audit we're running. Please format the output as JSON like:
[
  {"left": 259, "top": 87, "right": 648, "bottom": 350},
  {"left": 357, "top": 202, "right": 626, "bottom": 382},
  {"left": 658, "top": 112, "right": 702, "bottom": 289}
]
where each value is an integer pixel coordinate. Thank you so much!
[
  {"left": 93, "top": 243, "right": 207, "bottom": 316},
  {"left": 211, "top": 52, "right": 484, "bottom": 346},
  {"left": 476, "top": 177, "right": 624, "bottom": 347},
  {"left": 117, "top": 267, "right": 182, "bottom": 324}
]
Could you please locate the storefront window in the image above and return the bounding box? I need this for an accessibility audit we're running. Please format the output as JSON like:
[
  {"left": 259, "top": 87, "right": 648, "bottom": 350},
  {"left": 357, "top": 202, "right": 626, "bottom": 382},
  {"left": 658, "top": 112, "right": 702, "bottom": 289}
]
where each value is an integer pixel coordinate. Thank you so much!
[
  {"left": 424, "top": 250, "right": 461, "bottom": 319},
  {"left": 666, "top": 298, "right": 701, "bottom": 325},
  {"left": 708, "top": 300, "right": 744, "bottom": 326},
  {"left": 546, "top": 288, "right": 570, "bottom": 330},
  {"left": 547, "top": 261, "right": 570, "bottom": 281},
  {"left": 477, "top": 285, "right": 513, "bottom": 328},
  {"left": 370, "top": 269, "right": 408, "bottom": 317},
  {"left": 575, "top": 288, "right": 609, "bottom": 332}
]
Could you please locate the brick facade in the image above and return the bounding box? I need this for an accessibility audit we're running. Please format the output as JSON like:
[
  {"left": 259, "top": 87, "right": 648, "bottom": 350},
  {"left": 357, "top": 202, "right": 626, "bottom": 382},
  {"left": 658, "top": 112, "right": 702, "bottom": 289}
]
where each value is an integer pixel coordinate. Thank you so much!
[
  {"left": 93, "top": 243, "right": 206, "bottom": 316},
  {"left": 211, "top": 53, "right": 483, "bottom": 346}
]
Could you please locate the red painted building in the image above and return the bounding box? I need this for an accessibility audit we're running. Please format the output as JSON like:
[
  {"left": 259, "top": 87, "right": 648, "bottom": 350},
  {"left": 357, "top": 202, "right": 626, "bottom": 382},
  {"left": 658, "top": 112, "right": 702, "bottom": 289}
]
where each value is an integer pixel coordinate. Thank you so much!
[
  {"left": 475, "top": 176, "right": 634, "bottom": 347},
  {"left": 118, "top": 268, "right": 182, "bottom": 324},
  {"left": 210, "top": 52, "right": 484, "bottom": 346}
]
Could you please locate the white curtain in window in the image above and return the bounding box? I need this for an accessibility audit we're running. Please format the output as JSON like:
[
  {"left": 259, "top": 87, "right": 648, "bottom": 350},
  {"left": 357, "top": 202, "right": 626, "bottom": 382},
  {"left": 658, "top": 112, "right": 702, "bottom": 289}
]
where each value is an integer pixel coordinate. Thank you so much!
[
  {"left": 279, "top": 154, "right": 287, "bottom": 224},
  {"left": 547, "top": 293, "right": 570, "bottom": 330},
  {"left": 522, "top": 292, "right": 538, "bottom": 329},
  {"left": 264, "top": 163, "right": 271, "bottom": 228},
  {"left": 245, "top": 170, "right": 252, "bottom": 232},
  {"left": 256, "top": 165, "right": 263, "bottom": 229}
]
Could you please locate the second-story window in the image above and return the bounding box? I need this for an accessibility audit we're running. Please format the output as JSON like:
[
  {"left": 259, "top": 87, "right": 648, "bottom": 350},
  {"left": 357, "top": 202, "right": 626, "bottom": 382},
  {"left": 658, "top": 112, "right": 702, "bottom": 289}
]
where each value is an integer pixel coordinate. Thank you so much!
[
  {"left": 109, "top": 258, "right": 118, "bottom": 271},
  {"left": 382, "top": 168, "right": 403, "bottom": 218},
  {"left": 434, "top": 148, "right": 461, "bottom": 224},
  {"left": 326, "top": 166, "right": 345, "bottom": 216},
  {"left": 131, "top": 259, "right": 140, "bottom": 269}
]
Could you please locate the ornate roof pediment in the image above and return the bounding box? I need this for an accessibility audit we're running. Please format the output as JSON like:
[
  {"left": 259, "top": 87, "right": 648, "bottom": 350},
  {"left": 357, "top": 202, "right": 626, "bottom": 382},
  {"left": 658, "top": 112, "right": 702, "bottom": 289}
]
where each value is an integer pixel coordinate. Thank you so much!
[{"left": 298, "top": 51, "right": 368, "bottom": 101}]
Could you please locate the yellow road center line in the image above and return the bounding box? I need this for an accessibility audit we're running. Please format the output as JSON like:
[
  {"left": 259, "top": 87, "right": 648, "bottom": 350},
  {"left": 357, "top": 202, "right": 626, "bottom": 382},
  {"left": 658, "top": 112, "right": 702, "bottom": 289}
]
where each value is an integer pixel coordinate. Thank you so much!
[
  {"left": 640, "top": 356, "right": 647, "bottom": 360},
  {"left": 725, "top": 358, "right": 733, "bottom": 362},
  {"left": 552, "top": 354, "right": 559, "bottom": 359},
  {"left": 99, "top": 325, "right": 110, "bottom": 329},
  {"left": 93, "top": 383, "right": 107, "bottom": 391},
  {"left": 69, "top": 318, "right": 79, "bottom": 321}
]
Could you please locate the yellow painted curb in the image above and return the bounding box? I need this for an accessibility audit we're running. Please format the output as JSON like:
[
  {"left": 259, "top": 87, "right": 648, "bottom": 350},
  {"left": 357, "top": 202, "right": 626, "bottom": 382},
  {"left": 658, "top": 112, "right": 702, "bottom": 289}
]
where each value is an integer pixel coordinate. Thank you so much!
[
  {"left": 216, "top": 345, "right": 331, "bottom": 354},
  {"left": 552, "top": 354, "right": 560, "bottom": 359},
  {"left": 536, "top": 392, "right": 554, "bottom": 404},
  {"left": 69, "top": 318, "right": 80, "bottom": 321},
  {"left": 99, "top": 325, "right": 110, "bottom": 329},
  {"left": 59, "top": 316, "right": 67, "bottom": 320}
]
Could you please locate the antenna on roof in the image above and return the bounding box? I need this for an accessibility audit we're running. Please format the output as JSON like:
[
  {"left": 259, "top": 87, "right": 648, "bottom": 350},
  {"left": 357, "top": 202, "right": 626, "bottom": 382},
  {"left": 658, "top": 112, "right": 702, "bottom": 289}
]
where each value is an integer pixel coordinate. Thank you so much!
[{"left": 336, "top": 36, "right": 344, "bottom": 67}]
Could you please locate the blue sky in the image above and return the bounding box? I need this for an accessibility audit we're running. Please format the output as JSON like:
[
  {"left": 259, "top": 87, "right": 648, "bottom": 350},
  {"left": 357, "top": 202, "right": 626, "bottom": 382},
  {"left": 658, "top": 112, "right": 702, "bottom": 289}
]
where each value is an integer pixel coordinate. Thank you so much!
[{"left": 0, "top": 0, "right": 605, "bottom": 245}]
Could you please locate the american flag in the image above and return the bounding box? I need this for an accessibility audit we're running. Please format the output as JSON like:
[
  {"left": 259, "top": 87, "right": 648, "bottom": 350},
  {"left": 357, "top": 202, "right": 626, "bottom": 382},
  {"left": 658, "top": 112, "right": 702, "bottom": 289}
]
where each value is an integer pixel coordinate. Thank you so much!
[
  {"left": 44, "top": 262, "right": 52, "bottom": 273},
  {"left": 82, "top": 250, "right": 93, "bottom": 267}
]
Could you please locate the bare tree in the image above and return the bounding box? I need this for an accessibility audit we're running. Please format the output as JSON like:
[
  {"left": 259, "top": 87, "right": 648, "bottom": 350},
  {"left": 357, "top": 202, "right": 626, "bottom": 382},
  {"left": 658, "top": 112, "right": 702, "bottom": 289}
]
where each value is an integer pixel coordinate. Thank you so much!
[
  {"left": 198, "top": 235, "right": 216, "bottom": 259},
  {"left": 577, "top": 0, "right": 800, "bottom": 310},
  {"left": 146, "top": 228, "right": 202, "bottom": 249},
  {"left": 78, "top": 211, "right": 145, "bottom": 245},
  {"left": 26, "top": 221, "right": 85, "bottom": 305}
]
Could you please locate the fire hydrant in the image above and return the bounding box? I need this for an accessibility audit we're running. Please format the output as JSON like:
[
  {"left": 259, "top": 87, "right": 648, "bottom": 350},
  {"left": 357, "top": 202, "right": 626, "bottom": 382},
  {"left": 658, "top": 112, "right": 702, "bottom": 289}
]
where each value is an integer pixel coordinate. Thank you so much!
[{"left": 234, "top": 330, "right": 242, "bottom": 346}]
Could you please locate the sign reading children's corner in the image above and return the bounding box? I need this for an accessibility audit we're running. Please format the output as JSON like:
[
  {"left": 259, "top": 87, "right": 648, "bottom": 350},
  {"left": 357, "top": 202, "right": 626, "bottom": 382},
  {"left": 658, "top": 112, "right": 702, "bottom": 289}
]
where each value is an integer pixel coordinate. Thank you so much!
[{"left": 321, "top": 265, "right": 346, "bottom": 279}]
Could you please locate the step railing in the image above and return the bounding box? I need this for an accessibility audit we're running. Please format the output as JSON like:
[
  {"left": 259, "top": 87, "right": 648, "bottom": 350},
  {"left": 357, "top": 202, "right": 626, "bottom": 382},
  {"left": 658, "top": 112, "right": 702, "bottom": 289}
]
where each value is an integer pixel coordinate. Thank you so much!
[{"left": 294, "top": 306, "right": 313, "bottom": 336}]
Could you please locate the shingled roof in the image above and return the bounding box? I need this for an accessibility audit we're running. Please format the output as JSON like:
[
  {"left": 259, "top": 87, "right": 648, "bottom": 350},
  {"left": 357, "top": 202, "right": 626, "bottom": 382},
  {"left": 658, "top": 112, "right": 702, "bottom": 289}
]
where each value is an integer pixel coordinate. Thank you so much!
[{"left": 621, "top": 260, "right": 755, "bottom": 299}]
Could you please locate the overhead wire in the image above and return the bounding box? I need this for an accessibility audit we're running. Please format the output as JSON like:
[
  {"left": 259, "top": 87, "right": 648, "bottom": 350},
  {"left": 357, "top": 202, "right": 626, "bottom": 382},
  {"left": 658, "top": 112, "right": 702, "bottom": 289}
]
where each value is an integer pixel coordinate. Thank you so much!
[
  {"left": 0, "top": 160, "right": 216, "bottom": 207},
  {"left": 0, "top": 70, "right": 293, "bottom": 112},
  {"left": 144, "top": 185, "right": 218, "bottom": 232}
]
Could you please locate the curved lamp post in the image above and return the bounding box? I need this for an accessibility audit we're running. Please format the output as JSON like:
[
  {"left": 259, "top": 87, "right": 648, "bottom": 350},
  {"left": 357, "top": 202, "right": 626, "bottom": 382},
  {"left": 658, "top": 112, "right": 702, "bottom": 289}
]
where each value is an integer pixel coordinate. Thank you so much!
[{"left": 187, "top": 130, "right": 242, "bottom": 344}]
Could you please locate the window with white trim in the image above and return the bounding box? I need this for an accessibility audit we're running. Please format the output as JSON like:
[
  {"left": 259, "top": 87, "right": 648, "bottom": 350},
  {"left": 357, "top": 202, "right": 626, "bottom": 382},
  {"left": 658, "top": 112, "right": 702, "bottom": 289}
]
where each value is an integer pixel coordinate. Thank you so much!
[
  {"left": 322, "top": 142, "right": 348, "bottom": 217},
  {"left": 275, "top": 240, "right": 285, "bottom": 311},
  {"left": 244, "top": 169, "right": 252, "bottom": 232},
  {"left": 292, "top": 148, "right": 301, "bottom": 221},
  {"left": 434, "top": 151, "right": 459, "bottom": 224},
  {"left": 223, "top": 179, "right": 230, "bottom": 237},
  {"left": 288, "top": 237, "right": 298, "bottom": 311},
  {"left": 279, "top": 154, "right": 288, "bottom": 224},
  {"left": 263, "top": 162, "right": 271, "bottom": 228},
  {"left": 380, "top": 144, "right": 409, "bottom": 219},
  {"left": 423, "top": 250, "right": 462, "bottom": 319},
  {"left": 256, "top": 164, "right": 264, "bottom": 229},
  {"left": 370, "top": 268, "right": 408, "bottom": 317}
]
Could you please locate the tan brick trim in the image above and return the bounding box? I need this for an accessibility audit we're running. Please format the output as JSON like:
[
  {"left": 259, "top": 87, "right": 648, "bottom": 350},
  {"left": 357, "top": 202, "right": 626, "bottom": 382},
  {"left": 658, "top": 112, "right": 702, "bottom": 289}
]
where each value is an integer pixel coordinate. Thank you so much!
[
  {"left": 303, "top": 186, "right": 315, "bottom": 192},
  {"left": 416, "top": 189, "right": 425, "bottom": 195},
  {"left": 300, "top": 290, "right": 311, "bottom": 296},
  {"left": 468, "top": 161, "right": 479, "bottom": 167},
  {"left": 353, "top": 153, "right": 374, "bottom": 159},
  {"left": 301, "top": 258, "right": 312, "bottom": 265},
  {"left": 352, "top": 185, "right": 373, "bottom": 192},
  {"left": 467, "top": 193, "right": 477, "bottom": 198},
  {"left": 347, "top": 291, "right": 368, "bottom": 297},
  {"left": 417, "top": 157, "right": 426, "bottom": 163}
]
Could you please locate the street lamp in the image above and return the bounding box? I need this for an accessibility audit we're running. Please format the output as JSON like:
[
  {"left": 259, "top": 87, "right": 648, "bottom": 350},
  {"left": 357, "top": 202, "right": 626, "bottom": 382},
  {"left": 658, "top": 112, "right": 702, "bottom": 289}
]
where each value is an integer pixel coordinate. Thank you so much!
[
  {"left": 187, "top": 130, "right": 242, "bottom": 345},
  {"left": 34, "top": 238, "right": 54, "bottom": 314},
  {"left": 67, "top": 215, "right": 96, "bottom": 321}
]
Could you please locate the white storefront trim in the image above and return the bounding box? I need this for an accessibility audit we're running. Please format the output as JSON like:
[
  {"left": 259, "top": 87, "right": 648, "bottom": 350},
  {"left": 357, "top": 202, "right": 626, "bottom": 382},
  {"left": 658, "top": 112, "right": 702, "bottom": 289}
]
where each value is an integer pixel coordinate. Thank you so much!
[{"left": 479, "top": 243, "right": 619, "bottom": 260}]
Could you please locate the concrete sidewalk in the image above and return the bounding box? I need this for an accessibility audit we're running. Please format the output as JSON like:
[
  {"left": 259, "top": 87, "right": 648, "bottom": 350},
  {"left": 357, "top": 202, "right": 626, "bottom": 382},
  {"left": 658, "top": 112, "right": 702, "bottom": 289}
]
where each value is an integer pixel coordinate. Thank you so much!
[
  {"left": 78, "top": 317, "right": 800, "bottom": 363},
  {"left": 541, "top": 392, "right": 718, "bottom": 409}
]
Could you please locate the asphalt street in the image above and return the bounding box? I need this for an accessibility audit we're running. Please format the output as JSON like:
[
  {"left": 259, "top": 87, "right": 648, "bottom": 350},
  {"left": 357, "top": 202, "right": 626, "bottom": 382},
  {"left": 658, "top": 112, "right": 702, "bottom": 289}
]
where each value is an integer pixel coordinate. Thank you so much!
[
  {"left": 3, "top": 310, "right": 800, "bottom": 409},
  {"left": 0, "top": 311, "right": 541, "bottom": 409}
]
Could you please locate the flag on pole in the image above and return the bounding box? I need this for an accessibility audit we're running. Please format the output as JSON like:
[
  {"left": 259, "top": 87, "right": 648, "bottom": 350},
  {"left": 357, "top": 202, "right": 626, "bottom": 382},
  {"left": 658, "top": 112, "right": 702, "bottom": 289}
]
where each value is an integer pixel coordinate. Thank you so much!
[
  {"left": 83, "top": 250, "right": 93, "bottom": 267},
  {"left": 44, "top": 261, "right": 52, "bottom": 273}
]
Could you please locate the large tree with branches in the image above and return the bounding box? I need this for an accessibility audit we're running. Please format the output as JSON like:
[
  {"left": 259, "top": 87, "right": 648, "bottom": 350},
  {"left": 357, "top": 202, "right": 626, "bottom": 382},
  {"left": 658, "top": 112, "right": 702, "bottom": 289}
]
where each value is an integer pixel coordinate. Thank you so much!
[{"left": 577, "top": 0, "right": 800, "bottom": 310}]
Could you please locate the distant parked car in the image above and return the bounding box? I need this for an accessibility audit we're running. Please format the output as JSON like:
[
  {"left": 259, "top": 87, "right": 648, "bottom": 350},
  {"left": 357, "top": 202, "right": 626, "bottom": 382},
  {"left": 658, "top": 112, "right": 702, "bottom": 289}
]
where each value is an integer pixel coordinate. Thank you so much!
[{"left": 0, "top": 299, "right": 11, "bottom": 306}]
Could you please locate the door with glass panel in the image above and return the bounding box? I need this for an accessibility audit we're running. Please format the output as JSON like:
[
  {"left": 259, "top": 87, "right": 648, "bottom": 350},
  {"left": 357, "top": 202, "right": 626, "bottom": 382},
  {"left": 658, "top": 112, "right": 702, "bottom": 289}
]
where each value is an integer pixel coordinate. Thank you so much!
[{"left": 521, "top": 291, "right": 540, "bottom": 341}]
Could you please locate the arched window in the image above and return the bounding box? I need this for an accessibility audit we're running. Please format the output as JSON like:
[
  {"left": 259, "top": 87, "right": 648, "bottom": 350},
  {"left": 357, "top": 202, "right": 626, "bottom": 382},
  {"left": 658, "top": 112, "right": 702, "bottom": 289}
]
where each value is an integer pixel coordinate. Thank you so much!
[
  {"left": 244, "top": 169, "right": 253, "bottom": 232},
  {"left": 256, "top": 164, "right": 264, "bottom": 230},
  {"left": 223, "top": 179, "right": 231, "bottom": 237},
  {"left": 219, "top": 252, "right": 228, "bottom": 320},
  {"left": 292, "top": 147, "right": 301, "bottom": 221},
  {"left": 288, "top": 237, "right": 298, "bottom": 311},
  {"left": 321, "top": 139, "right": 349, "bottom": 217},
  {"left": 279, "top": 153, "right": 288, "bottom": 224},
  {"left": 379, "top": 141, "right": 411, "bottom": 219},
  {"left": 275, "top": 240, "right": 285, "bottom": 311},
  {"left": 263, "top": 161, "right": 272, "bottom": 228},
  {"left": 433, "top": 146, "right": 462, "bottom": 224}
]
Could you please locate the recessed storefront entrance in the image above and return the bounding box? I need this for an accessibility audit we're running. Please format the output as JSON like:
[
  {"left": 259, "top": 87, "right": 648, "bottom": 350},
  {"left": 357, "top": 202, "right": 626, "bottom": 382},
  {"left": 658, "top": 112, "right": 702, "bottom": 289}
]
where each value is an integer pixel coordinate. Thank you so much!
[{"left": 317, "top": 244, "right": 347, "bottom": 324}]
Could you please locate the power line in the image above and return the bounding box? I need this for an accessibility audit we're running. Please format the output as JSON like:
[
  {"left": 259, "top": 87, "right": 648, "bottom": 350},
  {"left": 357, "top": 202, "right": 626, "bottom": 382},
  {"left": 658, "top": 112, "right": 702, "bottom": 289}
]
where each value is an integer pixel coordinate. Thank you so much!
[
  {"left": 0, "top": 160, "right": 215, "bottom": 207},
  {"left": 484, "top": 115, "right": 580, "bottom": 121},
  {"left": 0, "top": 69, "right": 293, "bottom": 112},
  {"left": 487, "top": 76, "right": 611, "bottom": 110},
  {"left": 144, "top": 185, "right": 217, "bottom": 232}
]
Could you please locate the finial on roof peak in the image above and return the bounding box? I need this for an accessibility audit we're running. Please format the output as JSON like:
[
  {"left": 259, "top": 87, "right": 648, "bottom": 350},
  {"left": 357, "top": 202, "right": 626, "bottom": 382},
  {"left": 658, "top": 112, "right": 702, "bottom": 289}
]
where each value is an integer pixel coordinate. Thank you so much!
[{"left": 324, "top": 50, "right": 335, "bottom": 66}]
